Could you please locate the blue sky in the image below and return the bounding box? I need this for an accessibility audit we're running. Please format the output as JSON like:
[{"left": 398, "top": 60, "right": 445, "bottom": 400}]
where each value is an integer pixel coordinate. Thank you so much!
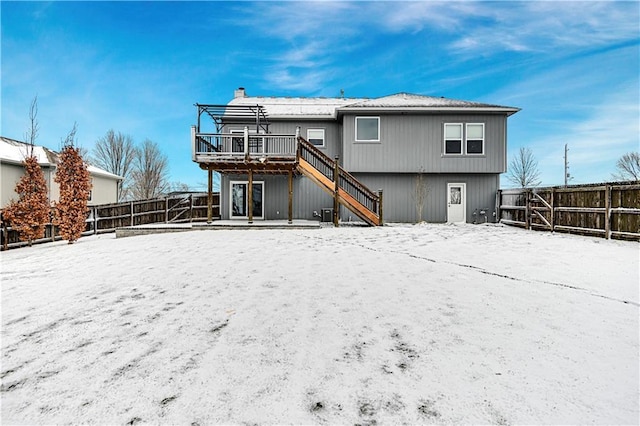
[{"left": 2, "top": 1, "right": 638, "bottom": 190}]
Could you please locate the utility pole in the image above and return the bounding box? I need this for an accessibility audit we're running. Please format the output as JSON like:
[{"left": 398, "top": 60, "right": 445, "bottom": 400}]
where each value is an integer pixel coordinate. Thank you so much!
[{"left": 564, "top": 143, "right": 571, "bottom": 187}]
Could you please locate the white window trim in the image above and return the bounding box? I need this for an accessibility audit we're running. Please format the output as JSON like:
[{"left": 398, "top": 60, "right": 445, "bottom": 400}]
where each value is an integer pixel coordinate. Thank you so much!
[
  {"left": 307, "top": 128, "right": 326, "bottom": 147},
  {"left": 229, "top": 180, "right": 264, "bottom": 220},
  {"left": 355, "top": 116, "right": 380, "bottom": 142},
  {"left": 465, "top": 123, "right": 485, "bottom": 155},
  {"left": 443, "top": 123, "right": 463, "bottom": 155}
]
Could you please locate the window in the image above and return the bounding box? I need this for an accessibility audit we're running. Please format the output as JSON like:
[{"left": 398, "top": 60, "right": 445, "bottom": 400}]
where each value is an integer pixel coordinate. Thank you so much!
[
  {"left": 355, "top": 117, "right": 380, "bottom": 142},
  {"left": 444, "top": 123, "right": 462, "bottom": 154},
  {"left": 307, "top": 128, "right": 325, "bottom": 147},
  {"left": 466, "top": 123, "right": 484, "bottom": 154}
]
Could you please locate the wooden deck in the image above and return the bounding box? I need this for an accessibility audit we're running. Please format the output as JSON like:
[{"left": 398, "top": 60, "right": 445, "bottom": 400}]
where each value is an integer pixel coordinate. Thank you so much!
[{"left": 191, "top": 124, "right": 383, "bottom": 226}]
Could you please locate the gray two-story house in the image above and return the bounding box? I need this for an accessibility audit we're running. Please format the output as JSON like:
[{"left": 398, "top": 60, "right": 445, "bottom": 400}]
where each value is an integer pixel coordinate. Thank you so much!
[{"left": 191, "top": 88, "right": 519, "bottom": 225}]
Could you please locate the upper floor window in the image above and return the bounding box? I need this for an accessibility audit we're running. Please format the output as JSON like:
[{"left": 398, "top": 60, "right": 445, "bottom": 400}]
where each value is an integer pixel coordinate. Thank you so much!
[
  {"left": 444, "top": 123, "right": 485, "bottom": 155},
  {"left": 444, "top": 123, "right": 463, "bottom": 154},
  {"left": 307, "top": 128, "right": 325, "bottom": 147},
  {"left": 466, "top": 123, "right": 484, "bottom": 155},
  {"left": 355, "top": 117, "right": 380, "bottom": 142}
]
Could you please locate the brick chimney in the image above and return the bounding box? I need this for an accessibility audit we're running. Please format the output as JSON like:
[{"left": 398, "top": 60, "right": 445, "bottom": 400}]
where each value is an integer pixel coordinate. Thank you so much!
[{"left": 234, "top": 87, "right": 246, "bottom": 98}]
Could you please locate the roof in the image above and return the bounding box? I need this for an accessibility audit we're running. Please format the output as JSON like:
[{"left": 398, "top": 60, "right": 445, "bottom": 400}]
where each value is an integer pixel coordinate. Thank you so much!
[
  {"left": 0, "top": 136, "right": 122, "bottom": 181},
  {"left": 228, "top": 96, "right": 368, "bottom": 119},
  {"left": 226, "top": 92, "right": 519, "bottom": 118},
  {"left": 0, "top": 136, "right": 58, "bottom": 165},
  {"left": 338, "top": 93, "right": 520, "bottom": 115}
]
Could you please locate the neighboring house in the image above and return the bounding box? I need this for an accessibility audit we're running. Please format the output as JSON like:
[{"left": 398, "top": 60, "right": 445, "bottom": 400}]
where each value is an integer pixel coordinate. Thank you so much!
[
  {"left": 0, "top": 136, "right": 122, "bottom": 208},
  {"left": 191, "top": 88, "right": 519, "bottom": 224}
]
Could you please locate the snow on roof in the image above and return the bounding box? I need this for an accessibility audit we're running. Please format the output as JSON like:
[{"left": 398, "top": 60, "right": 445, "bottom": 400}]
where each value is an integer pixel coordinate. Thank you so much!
[
  {"left": 228, "top": 96, "right": 368, "bottom": 118},
  {"left": 0, "top": 136, "right": 57, "bottom": 165},
  {"left": 0, "top": 136, "right": 122, "bottom": 180},
  {"left": 340, "top": 92, "right": 520, "bottom": 113},
  {"left": 227, "top": 92, "right": 519, "bottom": 118}
]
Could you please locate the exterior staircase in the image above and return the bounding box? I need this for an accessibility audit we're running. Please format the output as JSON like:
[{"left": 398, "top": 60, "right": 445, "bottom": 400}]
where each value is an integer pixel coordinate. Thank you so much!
[{"left": 296, "top": 137, "right": 382, "bottom": 226}]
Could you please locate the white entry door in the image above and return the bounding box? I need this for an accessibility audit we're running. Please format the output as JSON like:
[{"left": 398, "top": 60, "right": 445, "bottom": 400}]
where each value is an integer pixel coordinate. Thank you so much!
[{"left": 447, "top": 183, "right": 466, "bottom": 223}]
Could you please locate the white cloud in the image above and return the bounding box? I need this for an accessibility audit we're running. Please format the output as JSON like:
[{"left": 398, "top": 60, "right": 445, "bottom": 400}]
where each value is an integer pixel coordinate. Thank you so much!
[{"left": 447, "top": 1, "right": 639, "bottom": 56}]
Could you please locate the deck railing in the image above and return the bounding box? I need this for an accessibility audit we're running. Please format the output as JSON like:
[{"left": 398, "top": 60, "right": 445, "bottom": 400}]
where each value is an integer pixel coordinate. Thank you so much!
[{"left": 192, "top": 126, "right": 298, "bottom": 159}]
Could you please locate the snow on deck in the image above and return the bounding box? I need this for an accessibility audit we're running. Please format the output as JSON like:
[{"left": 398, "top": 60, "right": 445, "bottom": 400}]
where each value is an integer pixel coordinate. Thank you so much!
[{"left": 1, "top": 224, "right": 638, "bottom": 424}]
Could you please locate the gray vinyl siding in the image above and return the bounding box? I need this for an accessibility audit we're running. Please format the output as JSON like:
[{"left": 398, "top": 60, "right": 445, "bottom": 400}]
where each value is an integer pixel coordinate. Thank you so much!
[
  {"left": 342, "top": 113, "right": 507, "bottom": 174},
  {"left": 221, "top": 172, "right": 499, "bottom": 224},
  {"left": 351, "top": 173, "right": 500, "bottom": 223},
  {"left": 220, "top": 173, "right": 334, "bottom": 221},
  {"left": 242, "top": 120, "right": 342, "bottom": 160}
]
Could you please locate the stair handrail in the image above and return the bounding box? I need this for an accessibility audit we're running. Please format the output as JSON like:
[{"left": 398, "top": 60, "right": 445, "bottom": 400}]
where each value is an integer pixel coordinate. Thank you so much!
[
  {"left": 297, "top": 137, "right": 380, "bottom": 217},
  {"left": 297, "top": 137, "right": 335, "bottom": 181}
]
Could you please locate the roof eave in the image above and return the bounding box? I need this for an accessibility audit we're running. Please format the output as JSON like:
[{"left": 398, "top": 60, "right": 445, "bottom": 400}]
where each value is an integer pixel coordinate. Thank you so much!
[{"left": 337, "top": 106, "right": 521, "bottom": 116}]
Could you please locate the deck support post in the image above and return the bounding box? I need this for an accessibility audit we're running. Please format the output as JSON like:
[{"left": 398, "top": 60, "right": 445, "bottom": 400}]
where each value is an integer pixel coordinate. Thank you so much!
[
  {"left": 207, "top": 168, "right": 213, "bottom": 224},
  {"left": 378, "top": 189, "right": 383, "bottom": 226},
  {"left": 288, "top": 169, "right": 293, "bottom": 224},
  {"left": 333, "top": 156, "right": 340, "bottom": 227},
  {"left": 248, "top": 168, "right": 254, "bottom": 224}
]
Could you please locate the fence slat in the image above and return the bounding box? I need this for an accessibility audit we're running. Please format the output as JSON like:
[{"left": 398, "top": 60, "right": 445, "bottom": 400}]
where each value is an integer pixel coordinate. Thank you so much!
[
  {"left": 0, "top": 193, "right": 220, "bottom": 250},
  {"left": 499, "top": 182, "right": 639, "bottom": 240}
]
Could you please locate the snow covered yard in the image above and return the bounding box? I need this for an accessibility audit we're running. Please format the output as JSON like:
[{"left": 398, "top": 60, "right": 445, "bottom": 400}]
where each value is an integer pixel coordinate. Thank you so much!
[{"left": 1, "top": 223, "right": 638, "bottom": 425}]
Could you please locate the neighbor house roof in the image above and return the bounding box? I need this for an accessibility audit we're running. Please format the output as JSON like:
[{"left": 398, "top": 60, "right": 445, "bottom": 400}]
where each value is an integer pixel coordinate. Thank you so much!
[{"left": 0, "top": 136, "right": 122, "bottom": 181}]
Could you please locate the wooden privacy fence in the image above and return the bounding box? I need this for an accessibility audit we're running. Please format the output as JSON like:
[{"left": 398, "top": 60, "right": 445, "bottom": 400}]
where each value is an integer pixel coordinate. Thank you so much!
[
  {"left": 1, "top": 193, "right": 220, "bottom": 250},
  {"left": 498, "top": 182, "right": 640, "bottom": 240}
]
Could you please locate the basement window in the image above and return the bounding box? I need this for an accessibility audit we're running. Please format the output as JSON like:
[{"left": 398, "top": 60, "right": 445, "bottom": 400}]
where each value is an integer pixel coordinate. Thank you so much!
[
  {"left": 307, "top": 128, "right": 325, "bottom": 147},
  {"left": 444, "top": 123, "right": 462, "bottom": 154},
  {"left": 355, "top": 117, "right": 380, "bottom": 142}
]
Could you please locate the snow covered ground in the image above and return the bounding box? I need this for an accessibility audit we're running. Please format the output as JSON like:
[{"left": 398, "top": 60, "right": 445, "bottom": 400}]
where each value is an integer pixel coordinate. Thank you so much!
[{"left": 1, "top": 223, "right": 638, "bottom": 425}]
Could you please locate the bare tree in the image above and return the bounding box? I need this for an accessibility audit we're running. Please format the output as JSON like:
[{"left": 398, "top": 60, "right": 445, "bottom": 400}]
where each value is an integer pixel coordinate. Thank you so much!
[
  {"left": 507, "top": 147, "right": 541, "bottom": 188},
  {"left": 612, "top": 152, "right": 640, "bottom": 181},
  {"left": 23, "top": 95, "right": 39, "bottom": 156},
  {"left": 412, "top": 171, "right": 430, "bottom": 223},
  {"left": 92, "top": 130, "right": 136, "bottom": 200},
  {"left": 130, "top": 139, "right": 169, "bottom": 200}
]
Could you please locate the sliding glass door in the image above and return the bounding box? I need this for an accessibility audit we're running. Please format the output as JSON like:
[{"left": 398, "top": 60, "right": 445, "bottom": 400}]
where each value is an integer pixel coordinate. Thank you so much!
[{"left": 230, "top": 181, "right": 264, "bottom": 219}]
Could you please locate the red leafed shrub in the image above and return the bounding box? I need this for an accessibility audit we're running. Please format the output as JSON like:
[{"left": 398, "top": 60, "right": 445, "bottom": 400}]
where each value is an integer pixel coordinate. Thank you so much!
[
  {"left": 53, "top": 145, "right": 92, "bottom": 243},
  {"left": 3, "top": 156, "right": 50, "bottom": 246}
]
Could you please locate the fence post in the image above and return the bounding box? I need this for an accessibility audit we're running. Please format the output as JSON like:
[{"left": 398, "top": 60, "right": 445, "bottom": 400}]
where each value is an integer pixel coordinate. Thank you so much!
[
  {"left": 378, "top": 189, "right": 384, "bottom": 225},
  {"left": 550, "top": 188, "right": 555, "bottom": 233},
  {"left": 525, "top": 189, "right": 531, "bottom": 230},
  {"left": 189, "top": 194, "right": 194, "bottom": 223},
  {"left": 333, "top": 156, "right": 340, "bottom": 227},
  {"left": 130, "top": 201, "right": 134, "bottom": 226},
  {"left": 93, "top": 206, "right": 98, "bottom": 235},
  {"left": 164, "top": 197, "right": 169, "bottom": 224},
  {"left": 605, "top": 184, "right": 611, "bottom": 239},
  {"left": 1, "top": 212, "right": 7, "bottom": 251}
]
